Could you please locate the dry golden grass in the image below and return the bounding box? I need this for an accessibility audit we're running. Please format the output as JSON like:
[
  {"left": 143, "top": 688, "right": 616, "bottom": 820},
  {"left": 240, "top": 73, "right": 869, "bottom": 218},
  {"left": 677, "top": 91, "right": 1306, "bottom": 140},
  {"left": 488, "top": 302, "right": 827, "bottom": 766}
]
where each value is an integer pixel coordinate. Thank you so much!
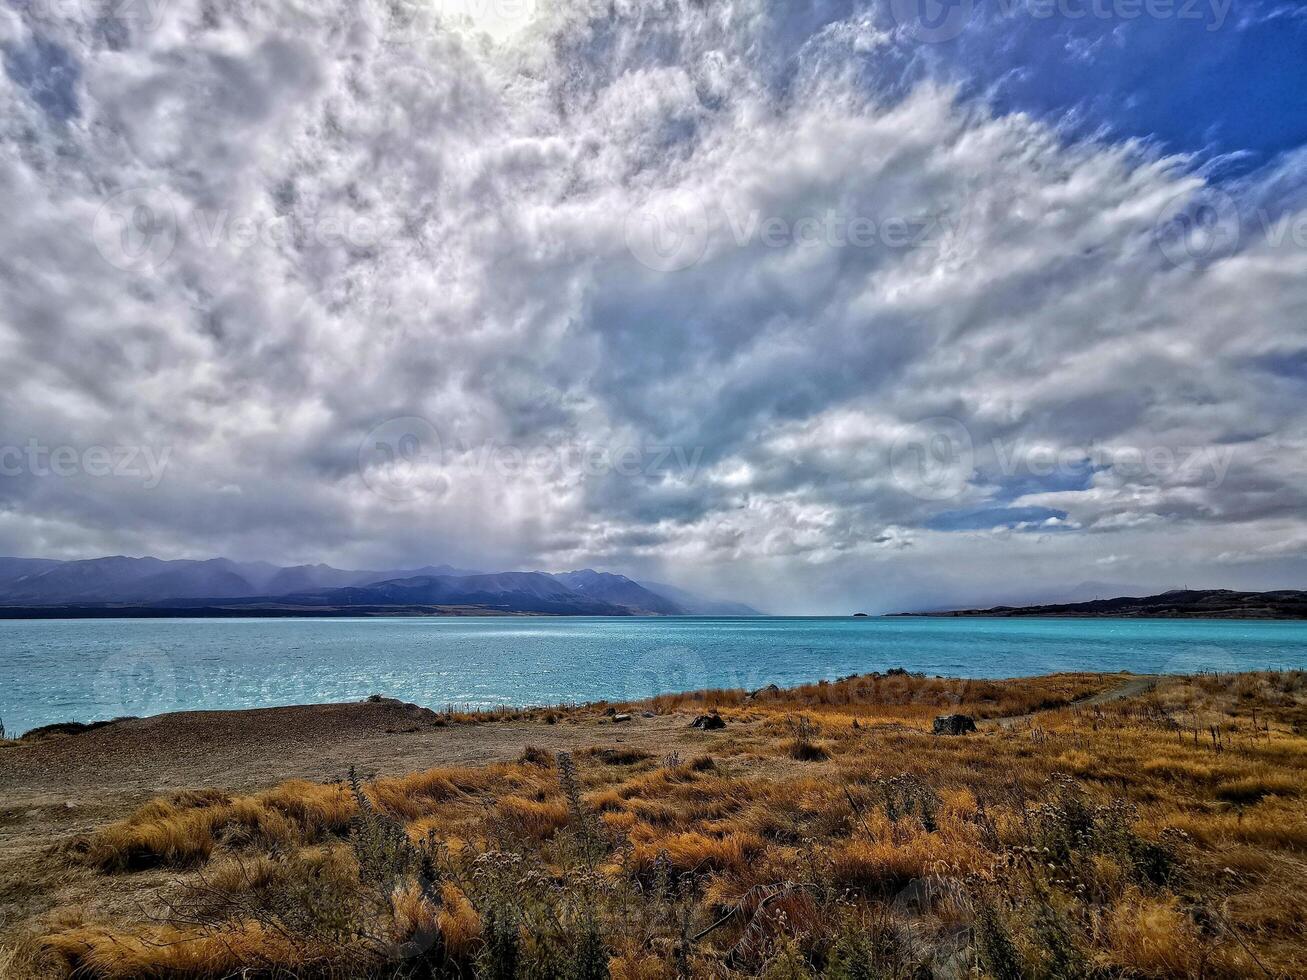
[
  {"left": 646, "top": 670, "right": 1114, "bottom": 722},
  {"left": 75, "top": 781, "right": 355, "bottom": 871},
  {"left": 1105, "top": 889, "right": 1211, "bottom": 977},
  {"left": 41, "top": 923, "right": 370, "bottom": 979},
  {"left": 630, "top": 829, "right": 767, "bottom": 876},
  {"left": 495, "top": 795, "right": 570, "bottom": 840},
  {"left": 17, "top": 670, "right": 1307, "bottom": 979},
  {"left": 436, "top": 883, "right": 482, "bottom": 959}
]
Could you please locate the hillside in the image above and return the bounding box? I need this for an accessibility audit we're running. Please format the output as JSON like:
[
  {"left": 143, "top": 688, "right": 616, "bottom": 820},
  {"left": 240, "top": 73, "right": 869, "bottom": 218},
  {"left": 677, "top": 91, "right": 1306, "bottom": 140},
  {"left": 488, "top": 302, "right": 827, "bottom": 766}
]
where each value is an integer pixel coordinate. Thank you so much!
[{"left": 897, "top": 588, "right": 1307, "bottom": 619}]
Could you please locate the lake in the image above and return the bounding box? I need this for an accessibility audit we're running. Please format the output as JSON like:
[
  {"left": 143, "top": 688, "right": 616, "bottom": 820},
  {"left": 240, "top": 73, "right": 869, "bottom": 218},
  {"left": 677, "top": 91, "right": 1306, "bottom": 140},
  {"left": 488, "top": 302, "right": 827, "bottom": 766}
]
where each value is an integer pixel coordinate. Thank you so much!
[{"left": 3, "top": 616, "right": 1307, "bottom": 737}]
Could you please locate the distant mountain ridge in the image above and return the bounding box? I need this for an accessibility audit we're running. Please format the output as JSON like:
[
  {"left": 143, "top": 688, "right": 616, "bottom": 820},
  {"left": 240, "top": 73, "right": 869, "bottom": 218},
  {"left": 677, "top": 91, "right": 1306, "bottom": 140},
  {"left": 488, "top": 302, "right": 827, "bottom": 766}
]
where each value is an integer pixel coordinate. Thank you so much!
[
  {"left": 554, "top": 570, "right": 683, "bottom": 615},
  {"left": 0, "top": 556, "right": 478, "bottom": 606},
  {"left": 0, "top": 556, "right": 762, "bottom": 618},
  {"left": 893, "top": 589, "right": 1307, "bottom": 620}
]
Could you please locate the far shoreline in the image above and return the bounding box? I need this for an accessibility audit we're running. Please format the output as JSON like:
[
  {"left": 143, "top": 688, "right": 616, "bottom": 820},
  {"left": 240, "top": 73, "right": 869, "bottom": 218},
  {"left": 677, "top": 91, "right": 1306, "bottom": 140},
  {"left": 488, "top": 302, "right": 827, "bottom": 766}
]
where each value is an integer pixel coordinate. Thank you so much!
[{"left": 4, "top": 586, "right": 1307, "bottom": 620}]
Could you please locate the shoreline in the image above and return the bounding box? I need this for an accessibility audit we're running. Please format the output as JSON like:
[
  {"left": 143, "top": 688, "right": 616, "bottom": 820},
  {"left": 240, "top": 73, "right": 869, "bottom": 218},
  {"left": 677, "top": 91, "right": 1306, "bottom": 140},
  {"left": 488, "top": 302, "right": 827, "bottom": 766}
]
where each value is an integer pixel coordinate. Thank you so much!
[
  {"left": 893, "top": 611, "right": 1307, "bottom": 620},
  {"left": 0, "top": 671, "right": 1141, "bottom": 810},
  {"left": 1, "top": 666, "right": 1138, "bottom": 744},
  {"left": 0, "top": 605, "right": 586, "bottom": 619},
  {"left": 3, "top": 667, "right": 1144, "bottom": 742}
]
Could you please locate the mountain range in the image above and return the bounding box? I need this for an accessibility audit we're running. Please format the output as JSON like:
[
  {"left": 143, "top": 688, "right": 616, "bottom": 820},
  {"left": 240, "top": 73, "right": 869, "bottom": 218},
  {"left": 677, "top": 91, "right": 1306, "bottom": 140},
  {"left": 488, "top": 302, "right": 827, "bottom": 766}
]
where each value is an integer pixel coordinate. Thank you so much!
[{"left": 0, "top": 556, "right": 762, "bottom": 617}]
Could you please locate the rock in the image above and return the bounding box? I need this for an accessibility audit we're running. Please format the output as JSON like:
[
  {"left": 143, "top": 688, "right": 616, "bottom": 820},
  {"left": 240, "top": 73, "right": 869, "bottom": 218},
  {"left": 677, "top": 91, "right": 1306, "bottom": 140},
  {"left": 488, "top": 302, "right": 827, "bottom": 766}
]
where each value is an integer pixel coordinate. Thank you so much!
[
  {"left": 641, "top": 710, "right": 656, "bottom": 718},
  {"left": 690, "top": 713, "right": 726, "bottom": 730},
  {"left": 932, "top": 714, "right": 977, "bottom": 736},
  {"left": 744, "top": 683, "right": 781, "bottom": 702},
  {"left": 612, "top": 713, "right": 632, "bottom": 723}
]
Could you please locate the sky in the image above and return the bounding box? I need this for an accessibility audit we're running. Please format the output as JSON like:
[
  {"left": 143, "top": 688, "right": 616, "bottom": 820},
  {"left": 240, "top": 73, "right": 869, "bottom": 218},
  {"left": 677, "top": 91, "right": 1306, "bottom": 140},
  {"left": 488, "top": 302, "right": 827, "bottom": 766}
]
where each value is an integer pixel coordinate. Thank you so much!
[{"left": 1, "top": 0, "right": 1305, "bottom": 614}]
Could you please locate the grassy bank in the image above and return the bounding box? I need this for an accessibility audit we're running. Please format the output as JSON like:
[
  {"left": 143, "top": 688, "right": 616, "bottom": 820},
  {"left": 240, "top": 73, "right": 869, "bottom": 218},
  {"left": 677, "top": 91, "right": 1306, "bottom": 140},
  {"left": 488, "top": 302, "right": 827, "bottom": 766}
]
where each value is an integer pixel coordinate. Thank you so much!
[{"left": 4, "top": 671, "right": 1305, "bottom": 978}]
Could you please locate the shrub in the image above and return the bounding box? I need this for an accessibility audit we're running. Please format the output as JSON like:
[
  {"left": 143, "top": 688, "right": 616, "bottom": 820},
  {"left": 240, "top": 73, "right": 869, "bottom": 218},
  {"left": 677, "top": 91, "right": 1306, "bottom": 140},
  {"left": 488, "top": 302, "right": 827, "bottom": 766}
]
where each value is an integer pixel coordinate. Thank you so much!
[
  {"left": 520, "top": 744, "right": 555, "bottom": 767},
  {"left": 974, "top": 900, "right": 1025, "bottom": 980},
  {"left": 1025, "top": 777, "right": 1179, "bottom": 889},
  {"left": 788, "top": 715, "right": 830, "bottom": 762},
  {"left": 476, "top": 904, "right": 521, "bottom": 980},
  {"left": 870, "top": 774, "right": 939, "bottom": 833}
]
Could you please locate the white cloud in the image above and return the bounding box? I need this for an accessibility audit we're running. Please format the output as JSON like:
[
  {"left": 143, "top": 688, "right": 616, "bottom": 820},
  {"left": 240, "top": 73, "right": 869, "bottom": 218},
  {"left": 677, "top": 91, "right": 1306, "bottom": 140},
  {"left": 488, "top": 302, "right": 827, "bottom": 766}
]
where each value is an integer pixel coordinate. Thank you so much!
[{"left": 1, "top": 0, "right": 1305, "bottom": 611}]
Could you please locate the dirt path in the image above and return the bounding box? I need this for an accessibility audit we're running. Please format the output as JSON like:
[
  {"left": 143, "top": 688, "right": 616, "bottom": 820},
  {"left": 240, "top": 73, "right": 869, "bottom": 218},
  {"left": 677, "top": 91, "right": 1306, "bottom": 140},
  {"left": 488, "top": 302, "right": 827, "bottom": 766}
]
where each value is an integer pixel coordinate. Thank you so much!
[
  {"left": 990, "top": 675, "right": 1159, "bottom": 728},
  {"left": 0, "top": 700, "right": 707, "bottom": 816}
]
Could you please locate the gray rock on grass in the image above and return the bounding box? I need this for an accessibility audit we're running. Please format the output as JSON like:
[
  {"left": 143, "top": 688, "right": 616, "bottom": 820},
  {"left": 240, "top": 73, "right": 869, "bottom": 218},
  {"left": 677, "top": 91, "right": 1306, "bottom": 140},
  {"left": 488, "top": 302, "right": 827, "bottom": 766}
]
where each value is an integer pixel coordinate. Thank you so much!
[{"left": 932, "top": 714, "right": 977, "bottom": 736}]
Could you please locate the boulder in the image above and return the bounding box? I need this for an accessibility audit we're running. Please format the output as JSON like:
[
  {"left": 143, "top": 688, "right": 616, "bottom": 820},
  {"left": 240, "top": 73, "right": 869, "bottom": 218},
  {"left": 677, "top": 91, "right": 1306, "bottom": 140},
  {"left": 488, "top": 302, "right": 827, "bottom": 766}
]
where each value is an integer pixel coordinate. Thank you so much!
[
  {"left": 612, "top": 713, "right": 632, "bottom": 723},
  {"left": 690, "top": 713, "right": 726, "bottom": 731},
  {"left": 932, "top": 714, "right": 977, "bottom": 736}
]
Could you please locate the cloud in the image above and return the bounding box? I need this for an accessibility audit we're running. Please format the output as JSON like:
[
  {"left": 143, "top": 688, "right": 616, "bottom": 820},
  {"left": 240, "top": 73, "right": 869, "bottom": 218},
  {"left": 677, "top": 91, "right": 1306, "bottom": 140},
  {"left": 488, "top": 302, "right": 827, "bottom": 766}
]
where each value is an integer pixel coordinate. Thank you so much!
[{"left": 0, "top": 0, "right": 1305, "bottom": 612}]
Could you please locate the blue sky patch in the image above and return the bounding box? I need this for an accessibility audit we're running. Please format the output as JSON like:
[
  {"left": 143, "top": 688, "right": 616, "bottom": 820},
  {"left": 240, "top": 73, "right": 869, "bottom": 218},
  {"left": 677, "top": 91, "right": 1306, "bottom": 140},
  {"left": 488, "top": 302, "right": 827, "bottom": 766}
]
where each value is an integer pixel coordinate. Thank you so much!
[
  {"left": 988, "top": 465, "right": 1097, "bottom": 504},
  {"left": 927, "top": 505, "right": 1072, "bottom": 531},
  {"left": 4, "top": 35, "right": 80, "bottom": 122},
  {"left": 950, "top": 1, "right": 1307, "bottom": 172}
]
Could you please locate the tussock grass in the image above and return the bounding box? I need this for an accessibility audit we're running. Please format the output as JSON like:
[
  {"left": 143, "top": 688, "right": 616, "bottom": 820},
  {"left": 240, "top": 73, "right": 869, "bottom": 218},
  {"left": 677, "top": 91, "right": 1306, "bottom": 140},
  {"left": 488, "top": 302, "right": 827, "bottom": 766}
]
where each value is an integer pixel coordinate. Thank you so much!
[
  {"left": 631, "top": 829, "right": 767, "bottom": 876},
  {"left": 76, "top": 782, "right": 355, "bottom": 871},
  {"left": 647, "top": 670, "right": 1114, "bottom": 722},
  {"left": 495, "top": 795, "right": 570, "bottom": 840},
  {"left": 1213, "top": 771, "right": 1299, "bottom": 805},
  {"left": 1105, "top": 889, "right": 1216, "bottom": 977},
  {"left": 42, "top": 921, "right": 367, "bottom": 979},
  {"left": 24, "top": 670, "right": 1307, "bottom": 979}
]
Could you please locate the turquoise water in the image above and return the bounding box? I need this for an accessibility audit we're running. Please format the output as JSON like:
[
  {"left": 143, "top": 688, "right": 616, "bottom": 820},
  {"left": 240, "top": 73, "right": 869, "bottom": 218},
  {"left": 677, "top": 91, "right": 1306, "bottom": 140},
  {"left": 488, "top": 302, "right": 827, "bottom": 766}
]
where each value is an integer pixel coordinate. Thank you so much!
[{"left": 2, "top": 616, "right": 1306, "bottom": 737}]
